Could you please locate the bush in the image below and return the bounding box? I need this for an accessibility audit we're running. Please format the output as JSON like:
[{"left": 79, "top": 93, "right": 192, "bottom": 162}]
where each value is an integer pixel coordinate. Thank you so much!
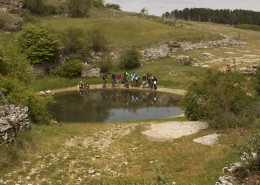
[
  {"left": 66, "top": 0, "right": 90, "bottom": 17},
  {"left": 53, "top": 60, "right": 83, "bottom": 79},
  {"left": 0, "top": 18, "right": 6, "bottom": 29},
  {"left": 22, "top": 0, "right": 47, "bottom": 15},
  {"left": 99, "top": 55, "right": 112, "bottom": 74},
  {"left": 88, "top": 29, "right": 107, "bottom": 52},
  {"left": 0, "top": 76, "right": 52, "bottom": 124},
  {"left": 182, "top": 70, "right": 255, "bottom": 128},
  {"left": 119, "top": 48, "right": 141, "bottom": 70},
  {"left": 18, "top": 24, "right": 60, "bottom": 64},
  {"left": 254, "top": 69, "right": 260, "bottom": 96},
  {"left": 239, "top": 129, "right": 260, "bottom": 171},
  {"left": 0, "top": 44, "right": 33, "bottom": 85},
  {"left": 61, "top": 27, "right": 89, "bottom": 60},
  {"left": 105, "top": 3, "right": 120, "bottom": 10}
]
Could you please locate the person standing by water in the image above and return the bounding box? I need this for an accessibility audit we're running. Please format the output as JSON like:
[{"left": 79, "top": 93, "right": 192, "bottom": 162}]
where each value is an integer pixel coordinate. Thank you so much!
[
  {"left": 116, "top": 73, "right": 122, "bottom": 84},
  {"left": 111, "top": 73, "right": 116, "bottom": 88},
  {"left": 102, "top": 73, "right": 107, "bottom": 88},
  {"left": 78, "top": 81, "right": 86, "bottom": 96},
  {"left": 152, "top": 75, "right": 158, "bottom": 90}
]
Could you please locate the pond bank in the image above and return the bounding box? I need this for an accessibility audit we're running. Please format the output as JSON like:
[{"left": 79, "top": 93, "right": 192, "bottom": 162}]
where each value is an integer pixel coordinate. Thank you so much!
[{"left": 52, "top": 84, "right": 187, "bottom": 96}]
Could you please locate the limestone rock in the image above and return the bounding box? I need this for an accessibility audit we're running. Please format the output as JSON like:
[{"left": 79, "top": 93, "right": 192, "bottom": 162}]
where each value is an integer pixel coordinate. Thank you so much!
[{"left": 0, "top": 105, "right": 30, "bottom": 145}]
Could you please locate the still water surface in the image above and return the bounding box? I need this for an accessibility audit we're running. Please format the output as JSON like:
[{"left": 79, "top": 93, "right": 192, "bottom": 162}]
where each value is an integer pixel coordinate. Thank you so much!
[{"left": 49, "top": 89, "right": 183, "bottom": 123}]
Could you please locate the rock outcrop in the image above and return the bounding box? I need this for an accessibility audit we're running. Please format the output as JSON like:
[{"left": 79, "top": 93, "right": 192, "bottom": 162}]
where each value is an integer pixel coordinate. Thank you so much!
[
  {"left": 0, "top": 104, "right": 30, "bottom": 145},
  {"left": 0, "top": 0, "right": 22, "bottom": 13},
  {"left": 140, "top": 37, "right": 246, "bottom": 62}
]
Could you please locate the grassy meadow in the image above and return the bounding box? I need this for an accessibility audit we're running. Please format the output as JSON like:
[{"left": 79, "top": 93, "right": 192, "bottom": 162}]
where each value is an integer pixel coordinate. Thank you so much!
[{"left": 24, "top": 15, "right": 221, "bottom": 49}]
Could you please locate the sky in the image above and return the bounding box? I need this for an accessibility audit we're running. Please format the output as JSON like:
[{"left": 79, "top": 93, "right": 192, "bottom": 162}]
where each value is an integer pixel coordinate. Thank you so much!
[{"left": 105, "top": 0, "right": 260, "bottom": 16}]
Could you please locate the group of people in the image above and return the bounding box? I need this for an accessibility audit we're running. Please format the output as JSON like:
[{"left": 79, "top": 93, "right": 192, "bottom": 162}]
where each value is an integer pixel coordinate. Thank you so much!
[
  {"left": 102, "top": 72, "right": 158, "bottom": 90},
  {"left": 78, "top": 72, "right": 158, "bottom": 95}
]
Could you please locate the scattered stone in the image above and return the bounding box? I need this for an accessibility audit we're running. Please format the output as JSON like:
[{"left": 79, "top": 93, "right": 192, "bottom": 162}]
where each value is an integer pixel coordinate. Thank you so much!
[
  {"left": 88, "top": 168, "right": 96, "bottom": 174},
  {"left": 201, "top": 52, "right": 214, "bottom": 57},
  {"left": 37, "top": 90, "right": 54, "bottom": 96},
  {"left": 176, "top": 55, "right": 192, "bottom": 65}
]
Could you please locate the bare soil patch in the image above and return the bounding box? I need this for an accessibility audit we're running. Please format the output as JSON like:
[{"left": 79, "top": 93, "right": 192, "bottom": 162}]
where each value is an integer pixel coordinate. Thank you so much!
[{"left": 142, "top": 121, "right": 208, "bottom": 141}]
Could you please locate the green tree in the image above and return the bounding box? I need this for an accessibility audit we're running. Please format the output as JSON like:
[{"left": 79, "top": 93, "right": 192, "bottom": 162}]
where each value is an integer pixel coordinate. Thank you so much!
[
  {"left": 119, "top": 48, "right": 141, "bottom": 70},
  {"left": 18, "top": 24, "right": 60, "bottom": 64}
]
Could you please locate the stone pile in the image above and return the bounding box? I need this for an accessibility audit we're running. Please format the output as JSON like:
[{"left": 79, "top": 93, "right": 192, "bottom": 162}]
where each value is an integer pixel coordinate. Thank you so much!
[{"left": 0, "top": 104, "right": 30, "bottom": 145}]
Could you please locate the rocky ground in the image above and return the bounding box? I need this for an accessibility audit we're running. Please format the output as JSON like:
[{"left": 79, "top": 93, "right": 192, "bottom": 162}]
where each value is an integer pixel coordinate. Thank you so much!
[{"left": 0, "top": 120, "right": 225, "bottom": 184}]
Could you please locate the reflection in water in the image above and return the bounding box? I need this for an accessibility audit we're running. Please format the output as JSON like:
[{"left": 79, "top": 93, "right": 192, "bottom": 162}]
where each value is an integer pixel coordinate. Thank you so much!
[{"left": 49, "top": 89, "right": 183, "bottom": 123}]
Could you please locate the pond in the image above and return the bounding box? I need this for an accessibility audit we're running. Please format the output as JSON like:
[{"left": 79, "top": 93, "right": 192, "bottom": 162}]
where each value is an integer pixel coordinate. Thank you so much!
[{"left": 49, "top": 89, "right": 183, "bottom": 123}]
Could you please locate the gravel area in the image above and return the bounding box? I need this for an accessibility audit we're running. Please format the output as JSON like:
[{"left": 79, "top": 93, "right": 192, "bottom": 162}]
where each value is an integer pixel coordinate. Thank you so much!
[
  {"left": 142, "top": 121, "right": 208, "bottom": 140},
  {"left": 193, "top": 133, "right": 220, "bottom": 146}
]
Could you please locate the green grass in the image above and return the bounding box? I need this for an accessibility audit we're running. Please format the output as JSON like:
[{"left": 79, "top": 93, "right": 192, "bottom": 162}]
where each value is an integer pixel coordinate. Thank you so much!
[
  {"left": 0, "top": 122, "right": 245, "bottom": 184},
  {"left": 234, "top": 24, "right": 260, "bottom": 32},
  {"left": 33, "top": 58, "right": 213, "bottom": 91},
  {"left": 32, "top": 76, "right": 101, "bottom": 91},
  {"left": 30, "top": 15, "right": 221, "bottom": 49}
]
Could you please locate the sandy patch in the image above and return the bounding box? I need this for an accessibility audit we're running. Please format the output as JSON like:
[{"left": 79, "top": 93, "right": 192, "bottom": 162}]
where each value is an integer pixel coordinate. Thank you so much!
[
  {"left": 142, "top": 121, "right": 208, "bottom": 141},
  {"left": 193, "top": 133, "right": 220, "bottom": 146}
]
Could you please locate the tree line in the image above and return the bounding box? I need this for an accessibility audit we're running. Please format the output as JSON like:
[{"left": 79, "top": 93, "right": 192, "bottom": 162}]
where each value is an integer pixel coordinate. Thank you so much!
[{"left": 162, "top": 8, "right": 260, "bottom": 25}]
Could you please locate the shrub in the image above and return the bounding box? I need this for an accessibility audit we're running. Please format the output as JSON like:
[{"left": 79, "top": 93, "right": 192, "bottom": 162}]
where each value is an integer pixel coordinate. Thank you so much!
[
  {"left": 88, "top": 29, "right": 107, "bottom": 52},
  {"left": 105, "top": 3, "right": 120, "bottom": 10},
  {"left": 0, "top": 18, "right": 6, "bottom": 29},
  {"left": 22, "top": 0, "right": 47, "bottom": 15},
  {"left": 99, "top": 55, "right": 112, "bottom": 74},
  {"left": 92, "top": 0, "right": 105, "bottom": 8},
  {"left": 53, "top": 60, "right": 83, "bottom": 79},
  {"left": 182, "top": 70, "right": 255, "bottom": 128},
  {"left": 0, "top": 44, "right": 33, "bottom": 85},
  {"left": 119, "top": 48, "right": 141, "bottom": 70},
  {"left": 239, "top": 129, "right": 260, "bottom": 171},
  {"left": 61, "top": 27, "right": 89, "bottom": 60},
  {"left": 18, "top": 24, "right": 60, "bottom": 64},
  {"left": 253, "top": 69, "right": 260, "bottom": 96},
  {"left": 0, "top": 76, "right": 52, "bottom": 124},
  {"left": 66, "top": 0, "right": 90, "bottom": 17}
]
